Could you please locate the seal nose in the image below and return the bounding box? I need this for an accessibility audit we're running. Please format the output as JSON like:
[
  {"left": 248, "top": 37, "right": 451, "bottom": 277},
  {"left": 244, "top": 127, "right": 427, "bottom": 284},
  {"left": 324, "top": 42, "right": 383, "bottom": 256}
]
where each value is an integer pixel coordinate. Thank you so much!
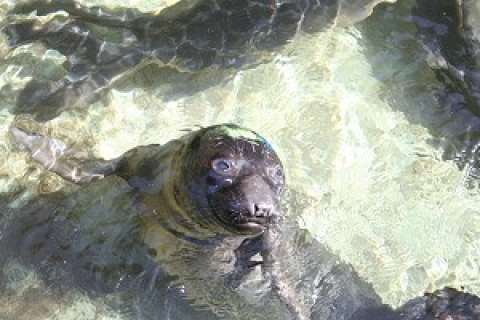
[
  {"left": 241, "top": 175, "right": 281, "bottom": 223},
  {"left": 249, "top": 202, "right": 280, "bottom": 220}
]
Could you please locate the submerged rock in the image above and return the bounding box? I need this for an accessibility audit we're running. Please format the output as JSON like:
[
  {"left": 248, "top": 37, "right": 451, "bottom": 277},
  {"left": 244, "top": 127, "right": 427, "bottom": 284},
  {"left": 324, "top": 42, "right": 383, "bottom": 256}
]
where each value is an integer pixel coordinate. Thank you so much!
[
  {"left": 2, "top": 0, "right": 394, "bottom": 121},
  {"left": 413, "top": 0, "right": 480, "bottom": 186}
]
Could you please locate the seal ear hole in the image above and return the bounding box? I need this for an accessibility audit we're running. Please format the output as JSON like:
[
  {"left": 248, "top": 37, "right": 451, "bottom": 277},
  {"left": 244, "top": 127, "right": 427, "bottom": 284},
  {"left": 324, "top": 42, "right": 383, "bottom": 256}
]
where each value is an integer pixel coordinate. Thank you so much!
[
  {"left": 274, "top": 166, "right": 283, "bottom": 177},
  {"left": 267, "top": 165, "right": 284, "bottom": 183}
]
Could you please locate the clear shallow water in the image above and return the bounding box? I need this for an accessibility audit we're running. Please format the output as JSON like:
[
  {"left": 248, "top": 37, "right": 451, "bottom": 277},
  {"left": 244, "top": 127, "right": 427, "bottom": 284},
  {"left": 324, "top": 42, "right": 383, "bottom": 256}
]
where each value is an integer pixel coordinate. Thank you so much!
[{"left": 0, "top": 0, "right": 479, "bottom": 318}]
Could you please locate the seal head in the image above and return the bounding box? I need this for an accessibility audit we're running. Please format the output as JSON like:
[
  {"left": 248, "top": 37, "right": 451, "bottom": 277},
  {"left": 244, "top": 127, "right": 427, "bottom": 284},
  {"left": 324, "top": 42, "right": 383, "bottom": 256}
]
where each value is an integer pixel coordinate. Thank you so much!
[{"left": 181, "top": 124, "right": 284, "bottom": 236}]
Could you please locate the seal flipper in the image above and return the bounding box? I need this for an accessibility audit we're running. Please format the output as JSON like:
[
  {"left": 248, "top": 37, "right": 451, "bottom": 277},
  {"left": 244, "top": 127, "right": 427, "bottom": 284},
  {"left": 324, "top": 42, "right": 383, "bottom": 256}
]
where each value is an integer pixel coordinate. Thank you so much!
[
  {"left": 10, "top": 127, "right": 122, "bottom": 184},
  {"left": 10, "top": 126, "right": 181, "bottom": 191}
]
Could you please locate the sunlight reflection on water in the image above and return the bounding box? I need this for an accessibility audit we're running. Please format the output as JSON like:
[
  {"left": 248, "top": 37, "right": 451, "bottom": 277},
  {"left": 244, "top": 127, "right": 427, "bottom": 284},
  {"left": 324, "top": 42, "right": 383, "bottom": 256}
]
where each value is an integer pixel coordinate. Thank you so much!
[{"left": 0, "top": 0, "right": 479, "bottom": 318}]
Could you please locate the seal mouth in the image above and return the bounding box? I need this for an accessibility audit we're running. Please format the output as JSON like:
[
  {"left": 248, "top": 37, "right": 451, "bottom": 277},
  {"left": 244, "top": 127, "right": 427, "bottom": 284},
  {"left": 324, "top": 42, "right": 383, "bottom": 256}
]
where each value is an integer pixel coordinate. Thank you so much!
[
  {"left": 208, "top": 198, "right": 281, "bottom": 234},
  {"left": 235, "top": 207, "right": 280, "bottom": 230}
]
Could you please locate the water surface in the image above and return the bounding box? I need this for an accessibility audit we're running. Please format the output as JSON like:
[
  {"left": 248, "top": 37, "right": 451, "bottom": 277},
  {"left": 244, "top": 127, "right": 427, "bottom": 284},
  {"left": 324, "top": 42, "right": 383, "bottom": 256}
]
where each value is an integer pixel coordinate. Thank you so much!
[{"left": 0, "top": 0, "right": 479, "bottom": 318}]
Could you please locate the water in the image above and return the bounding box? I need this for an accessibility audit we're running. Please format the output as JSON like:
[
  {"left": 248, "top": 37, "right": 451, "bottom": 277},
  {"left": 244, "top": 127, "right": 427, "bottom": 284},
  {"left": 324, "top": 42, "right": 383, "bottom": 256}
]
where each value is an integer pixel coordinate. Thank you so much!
[{"left": 0, "top": 0, "right": 479, "bottom": 318}]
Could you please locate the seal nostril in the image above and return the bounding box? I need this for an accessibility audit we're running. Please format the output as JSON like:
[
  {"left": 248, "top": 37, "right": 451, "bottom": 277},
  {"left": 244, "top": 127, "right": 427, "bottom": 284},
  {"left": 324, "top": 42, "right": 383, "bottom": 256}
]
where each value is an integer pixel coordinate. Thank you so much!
[
  {"left": 252, "top": 203, "right": 273, "bottom": 217},
  {"left": 247, "top": 203, "right": 256, "bottom": 217}
]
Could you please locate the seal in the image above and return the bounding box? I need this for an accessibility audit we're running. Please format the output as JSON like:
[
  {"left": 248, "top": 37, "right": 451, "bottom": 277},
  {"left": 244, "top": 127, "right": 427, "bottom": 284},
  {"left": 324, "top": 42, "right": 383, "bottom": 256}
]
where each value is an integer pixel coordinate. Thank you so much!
[
  {"left": 8, "top": 123, "right": 308, "bottom": 319},
  {"left": 7, "top": 123, "right": 381, "bottom": 319},
  {"left": 7, "top": 123, "right": 480, "bottom": 319},
  {"left": 10, "top": 123, "right": 284, "bottom": 236}
]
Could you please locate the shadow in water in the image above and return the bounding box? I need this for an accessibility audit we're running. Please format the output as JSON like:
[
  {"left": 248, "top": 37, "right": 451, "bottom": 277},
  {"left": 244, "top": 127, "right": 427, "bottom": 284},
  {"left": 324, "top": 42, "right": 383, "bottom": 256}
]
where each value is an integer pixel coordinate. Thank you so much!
[{"left": 359, "top": 0, "right": 480, "bottom": 170}]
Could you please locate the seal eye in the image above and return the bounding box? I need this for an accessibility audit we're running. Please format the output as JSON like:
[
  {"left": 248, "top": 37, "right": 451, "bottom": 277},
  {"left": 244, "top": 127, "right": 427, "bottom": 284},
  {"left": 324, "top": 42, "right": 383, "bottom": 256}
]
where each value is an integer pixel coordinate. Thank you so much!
[{"left": 211, "top": 158, "right": 234, "bottom": 175}]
